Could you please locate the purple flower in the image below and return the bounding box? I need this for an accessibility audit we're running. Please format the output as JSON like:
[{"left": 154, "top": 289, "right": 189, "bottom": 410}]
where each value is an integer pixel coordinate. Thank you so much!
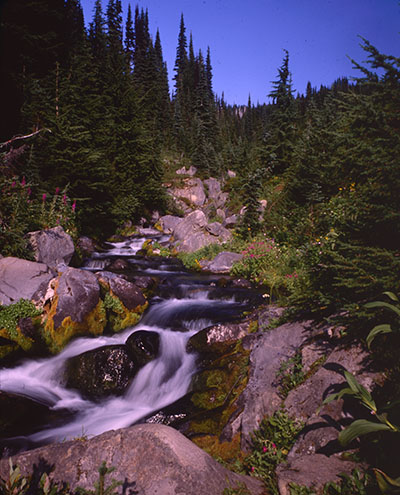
[
  {"left": 72, "top": 201, "right": 76, "bottom": 212},
  {"left": 63, "top": 194, "right": 67, "bottom": 204},
  {"left": 21, "top": 176, "right": 26, "bottom": 186},
  {"left": 55, "top": 187, "right": 60, "bottom": 195},
  {"left": 11, "top": 181, "right": 16, "bottom": 188},
  {"left": 42, "top": 193, "right": 46, "bottom": 202}
]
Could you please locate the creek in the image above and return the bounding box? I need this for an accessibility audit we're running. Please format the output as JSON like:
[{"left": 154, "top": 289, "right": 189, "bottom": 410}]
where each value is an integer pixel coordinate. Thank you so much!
[{"left": 0, "top": 235, "right": 262, "bottom": 453}]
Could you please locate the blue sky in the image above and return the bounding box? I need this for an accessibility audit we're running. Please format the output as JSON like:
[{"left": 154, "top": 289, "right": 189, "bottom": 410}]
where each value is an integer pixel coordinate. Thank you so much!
[{"left": 80, "top": 0, "right": 400, "bottom": 105}]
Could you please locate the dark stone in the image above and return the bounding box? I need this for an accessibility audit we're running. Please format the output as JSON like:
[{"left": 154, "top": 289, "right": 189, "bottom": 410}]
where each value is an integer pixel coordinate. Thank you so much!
[
  {"left": 18, "top": 317, "right": 36, "bottom": 339},
  {"left": 125, "top": 330, "right": 160, "bottom": 367},
  {"left": 106, "top": 258, "right": 130, "bottom": 271},
  {"left": 109, "top": 278, "right": 146, "bottom": 310},
  {"left": 53, "top": 268, "right": 100, "bottom": 328},
  {"left": 77, "top": 236, "right": 96, "bottom": 257},
  {"left": 130, "top": 275, "right": 156, "bottom": 292},
  {"left": 64, "top": 345, "right": 136, "bottom": 399}
]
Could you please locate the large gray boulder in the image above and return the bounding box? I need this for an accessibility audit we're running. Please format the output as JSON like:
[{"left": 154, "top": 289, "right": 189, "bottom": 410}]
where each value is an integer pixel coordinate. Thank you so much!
[
  {"left": 0, "top": 424, "right": 264, "bottom": 495},
  {"left": 159, "top": 214, "right": 183, "bottom": 234},
  {"left": 0, "top": 257, "right": 53, "bottom": 305},
  {"left": 53, "top": 267, "right": 100, "bottom": 328},
  {"left": 172, "top": 210, "right": 232, "bottom": 253},
  {"left": 202, "top": 251, "right": 243, "bottom": 273},
  {"left": 27, "top": 226, "right": 75, "bottom": 271},
  {"left": 222, "top": 320, "right": 312, "bottom": 450},
  {"left": 276, "top": 343, "right": 379, "bottom": 493},
  {"left": 171, "top": 178, "right": 206, "bottom": 207}
]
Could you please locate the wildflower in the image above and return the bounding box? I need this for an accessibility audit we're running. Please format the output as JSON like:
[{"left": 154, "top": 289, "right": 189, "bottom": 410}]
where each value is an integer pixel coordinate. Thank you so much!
[
  {"left": 272, "top": 443, "right": 277, "bottom": 449},
  {"left": 72, "top": 201, "right": 76, "bottom": 212},
  {"left": 27, "top": 187, "right": 31, "bottom": 196},
  {"left": 55, "top": 187, "right": 60, "bottom": 195},
  {"left": 251, "top": 467, "right": 255, "bottom": 472},
  {"left": 21, "top": 176, "right": 26, "bottom": 186},
  {"left": 262, "top": 446, "right": 267, "bottom": 453},
  {"left": 63, "top": 194, "right": 67, "bottom": 204},
  {"left": 11, "top": 180, "right": 16, "bottom": 188},
  {"left": 42, "top": 193, "right": 46, "bottom": 202}
]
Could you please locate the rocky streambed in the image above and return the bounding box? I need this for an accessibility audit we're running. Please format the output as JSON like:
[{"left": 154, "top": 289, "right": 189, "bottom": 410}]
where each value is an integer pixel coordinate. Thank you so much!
[{"left": 0, "top": 230, "right": 381, "bottom": 494}]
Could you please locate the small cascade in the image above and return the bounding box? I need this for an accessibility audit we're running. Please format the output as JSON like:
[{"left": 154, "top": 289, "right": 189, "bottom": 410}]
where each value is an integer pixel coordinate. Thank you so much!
[{"left": 0, "top": 234, "right": 261, "bottom": 452}]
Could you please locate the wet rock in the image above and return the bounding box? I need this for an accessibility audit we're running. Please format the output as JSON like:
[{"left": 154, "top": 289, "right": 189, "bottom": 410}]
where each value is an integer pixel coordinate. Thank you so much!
[
  {"left": 0, "top": 424, "right": 264, "bottom": 495},
  {"left": 129, "top": 275, "right": 156, "bottom": 292},
  {"left": 26, "top": 226, "right": 74, "bottom": 271},
  {"left": 0, "top": 391, "right": 71, "bottom": 450},
  {"left": 125, "top": 330, "right": 160, "bottom": 367},
  {"left": 109, "top": 278, "right": 146, "bottom": 310},
  {"left": 65, "top": 345, "right": 136, "bottom": 399},
  {"left": 106, "top": 258, "right": 130, "bottom": 271},
  {"left": 0, "top": 257, "right": 53, "bottom": 306}
]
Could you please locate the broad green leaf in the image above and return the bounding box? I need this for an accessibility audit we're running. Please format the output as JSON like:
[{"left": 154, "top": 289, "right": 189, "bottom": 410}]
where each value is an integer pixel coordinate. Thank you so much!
[
  {"left": 344, "top": 371, "right": 375, "bottom": 409},
  {"left": 367, "top": 324, "right": 393, "bottom": 348},
  {"left": 364, "top": 301, "right": 400, "bottom": 317},
  {"left": 339, "top": 419, "right": 391, "bottom": 446},
  {"left": 321, "top": 387, "right": 354, "bottom": 407},
  {"left": 383, "top": 291, "right": 399, "bottom": 302},
  {"left": 374, "top": 468, "right": 400, "bottom": 493}
]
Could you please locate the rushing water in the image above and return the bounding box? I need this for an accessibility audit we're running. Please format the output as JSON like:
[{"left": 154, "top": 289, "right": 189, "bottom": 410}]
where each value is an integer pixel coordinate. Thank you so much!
[{"left": 0, "top": 235, "right": 261, "bottom": 453}]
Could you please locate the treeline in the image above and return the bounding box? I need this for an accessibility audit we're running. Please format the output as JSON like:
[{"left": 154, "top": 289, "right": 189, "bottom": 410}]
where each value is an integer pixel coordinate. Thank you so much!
[{"left": 1, "top": 0, "right": 400, "bottom": 323}]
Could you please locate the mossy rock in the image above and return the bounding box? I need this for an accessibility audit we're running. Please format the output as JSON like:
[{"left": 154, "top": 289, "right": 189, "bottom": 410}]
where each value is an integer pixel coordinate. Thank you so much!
[
  {"left": 42, "top": 299, "right": 107, "bottom": 354},
  {"left": 181, "top": 338, "right": 250, "bottom": 463},
  {"left": 103, "top": 291, "right": 148, "bottom": 333}
]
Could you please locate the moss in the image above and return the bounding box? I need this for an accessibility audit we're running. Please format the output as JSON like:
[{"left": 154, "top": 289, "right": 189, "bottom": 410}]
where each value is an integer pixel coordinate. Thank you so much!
[
  {"left": 188, "top": 340, "right": 250, "bottom": 454},
  {"left": 194, "top": 432, "right": 245, "bottom": 467},
  {"left": 42, "top": 299, "right": 107, "bottom": 354},
  {"left": 105, "top": 291, "right": 148, "bottom": 333},
  {"left": 248, "top": 320, "right": 259, "bottom": 333}
]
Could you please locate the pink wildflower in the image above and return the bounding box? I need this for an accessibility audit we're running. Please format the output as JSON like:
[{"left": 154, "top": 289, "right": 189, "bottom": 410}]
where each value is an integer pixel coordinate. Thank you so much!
[
  {"left": 21, "top": 176, "right": 26, "bottom": 186},
  {"left": 72, "top": 201, "right": 76, "bottom": 212},
  {"left": 251, "top": 467, "right": 255, "bottom": 472},
  {"left": 11, "top": 181, "right": 16, "bottom": 188},
  {"left": 263, "top": 446, "right": 267, "bottom": 453},
  {"left": 27, "top": 187, "right": 31, "bottom": 196},
  {"left": 63, "top": 194, "right": 67, "bottom": 204},
  {"left": 42, "top": 193, "right": 46, "bottom": 202},
  {"left": 55, "top": 187, "right": 60, "bottom": 195}
]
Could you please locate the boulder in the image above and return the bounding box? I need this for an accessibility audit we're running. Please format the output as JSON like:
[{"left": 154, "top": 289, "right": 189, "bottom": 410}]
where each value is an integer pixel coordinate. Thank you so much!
[
  {"left": 223, "top": 320, "right": 313, "bottom": 450},
  {"left": 224, "top": 214, "right": 239, "bottom": 227},
  {"left": 0, "top": 424, "right": 264, "bottom": 495},
  {"left": 171, "top": 178, "right": 206, "bottom": 207},
  {"left": 158, "top": 214, "right": 183, "bottom": 234},
  {"left": 125, "top": 330, "right": 160, "bottom": 367},
  {"left": 77, "top": 236, "right": 96, "bottom": 257},
  {"left": 52, "top": 268, "right": 100, "bottom": 329},
  {"left": 109, "top": 278, "right": 146, "bottom": 311},
  {"left": 276, "top": 343, "right": 380, "bottom": 493},
  {"left": 176, "top": 165, "right": 197, "bottom": 176},
  {"left": 106, "top": 258, "right": 130, "bottom": 271},
  {"left": 203, "top": 177, "right": 222, "bottom": 199},
  {"left": 173, "top": 210, "right": 207, "bottom": 243},
  {"left": 64, "top": 345, "right": 136, "bottom": 399},
  {"left": 0, "top": 257, "right": 53, "bottom": 306},
  {"left": 27, "top": 226, "right": 74, "bottom": 271},
  {"left": 203, "top": 251, "right": 243, "bottom": 274}
]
